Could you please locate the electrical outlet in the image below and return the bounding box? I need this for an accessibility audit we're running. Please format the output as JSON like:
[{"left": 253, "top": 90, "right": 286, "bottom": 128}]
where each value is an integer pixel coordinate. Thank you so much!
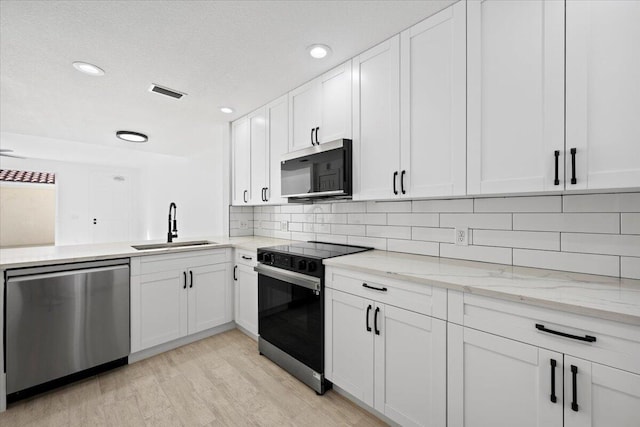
[
  {"left": 455, "top": 227, "right": 468, "bottom": 246},
  {"left": 281, "top": 221, "right": 289, "bottom": 231},
  {"left": 239, "top": 220, "right": 249, "bottom": 230}
]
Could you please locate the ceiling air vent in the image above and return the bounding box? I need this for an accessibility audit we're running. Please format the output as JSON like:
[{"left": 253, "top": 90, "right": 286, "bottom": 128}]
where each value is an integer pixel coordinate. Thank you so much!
[{"left": 148, "top": 84, "right": 186, "bottom": 99}]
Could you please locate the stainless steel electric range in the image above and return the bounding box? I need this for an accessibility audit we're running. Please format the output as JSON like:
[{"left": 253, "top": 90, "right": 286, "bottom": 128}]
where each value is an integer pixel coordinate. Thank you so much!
[{"left": 254, "top": 241, "right": 372, "bottom": 394}]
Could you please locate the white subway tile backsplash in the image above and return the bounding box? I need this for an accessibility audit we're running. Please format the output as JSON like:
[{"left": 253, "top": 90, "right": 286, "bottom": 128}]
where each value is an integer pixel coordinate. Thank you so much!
[
  {"left": 513, "top": 249, "right": 620, "bottom": 277},
  {"left": 413, "top": 227, "right": 455, "bottom": 243},
  {"left": 366, "top": 200, "right": 412, "bottom": 213},
  {"left": 474, "top": 196, "right": 561, "bottom": 213},
  {"left": 473, "top": 230, "right": 560, "bottom": 251},
  {"left": 440, "top": 244, "right": 512, "bottom": 265},
  {"left": 387, "top": 239, "right": 438, "bottom": 256},
  {"left": 388, "top": 213, "right": 439, "bottom": 227},
  {"left": 347, "top": 235, "right": 387, "bottom": 250},
  {"left": 236, "top": 190, "right": 639, "bottom": 278},
  {"left": 561, "top": 233, "right": 640, "bottom": 257},
  {"left": 348, "top": 213, "right": 387, "bottom": 225},
  {"left": 621, "top": 213, "right": 640, "bottom": 235},
  {"left": 563, "top": 193, "right": 640, "bottom": 213},
  {"left": 332, "top": 201, "right": 367, "bottom": 213},
  {"left": 440, "top": 213, "right": 512, "bottom": 230},
  {"left": 366, "top": 225, "right": 411, "bottom": 239},
  {"left": 331, "top": 224, "right": 366, "bottom": 236},
  {"left": 621, "top": 257, "right": 640, "bottom": 279},
  {"left": 413, "top": 199, "right": 473, "bottom": 213},
  {"left": 513, "top": 213, "right": 620, "bottom": 234}
]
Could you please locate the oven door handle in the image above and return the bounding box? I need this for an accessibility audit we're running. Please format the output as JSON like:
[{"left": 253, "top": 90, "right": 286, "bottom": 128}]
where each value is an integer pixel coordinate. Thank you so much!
[{"left": 254, "top": 264, "right": 321, "bottom": 292}]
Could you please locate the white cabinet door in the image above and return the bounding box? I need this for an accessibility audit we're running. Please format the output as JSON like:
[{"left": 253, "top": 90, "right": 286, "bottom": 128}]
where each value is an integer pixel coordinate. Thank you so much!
[
  {"left": 135, "top": 270, "right": 188, "bottom": 351},
  {"left": 289, "top": 79, "right": 320, "bottom": 152},
  {"left": 187, "top": 263, "right": 231, "bottom": 334},
  {"left": 566, "top": 0, "right": 640, "bottom": 190},
  {"left": 400, "top": 1, "right": 466, "bottom": 198},
  {"left": 564, "top": 356, "right": 640, "bottom": 427},
  {"left": 318, "top": 61, "right": 352, "bottom": 143},
  {"left": 467, "top": 0, "right": 565, "bottom": 195},
  {"left": 325, "top": 288, "right": 374, "bottom": 407},
  {"left": 234, "top": 264, "right": 258, "bottom": 336},
  {"left": 265, "top": 95, "right": 288, "bottom": 204},
  {"left": 374, "top": 304, "right": 446, "bottom": 427},
  {"left": 249, "top": 107, "right": 268, "bottom": 205},
  {"left": 353, "top": 35, "right": 401, "bottom": 201},
  {"left": 231, "top": 117, "right": 251, "bottom": 205},
  {"left": 448, "top": 324, "right": 563, "bottom": 427}
]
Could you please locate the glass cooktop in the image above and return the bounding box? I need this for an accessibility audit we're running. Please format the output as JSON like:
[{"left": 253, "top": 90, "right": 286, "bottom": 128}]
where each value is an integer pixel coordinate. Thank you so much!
[{"left": 262, "top": 241, "right": 372, "bottom": 260}]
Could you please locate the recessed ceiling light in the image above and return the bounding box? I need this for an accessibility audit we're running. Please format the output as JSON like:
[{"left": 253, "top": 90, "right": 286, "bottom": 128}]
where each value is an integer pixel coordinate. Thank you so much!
[
  {"left": 220, "top": 107, "right": 234, "bottom": 114},
  {"left": 72, "top": 61, "right": 105, "bottom": 76},
  {"left": 116, "top": 131, "right": 148, "bottom": 143},
  {"left": 308, "top": 44, "right": 332, "bottom": 59}
]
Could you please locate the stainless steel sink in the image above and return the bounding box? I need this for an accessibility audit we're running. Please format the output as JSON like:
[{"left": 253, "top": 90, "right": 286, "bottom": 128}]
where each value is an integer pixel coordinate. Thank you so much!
[{"left": 131, "top": 240, "right": 217, "bottom": 250}]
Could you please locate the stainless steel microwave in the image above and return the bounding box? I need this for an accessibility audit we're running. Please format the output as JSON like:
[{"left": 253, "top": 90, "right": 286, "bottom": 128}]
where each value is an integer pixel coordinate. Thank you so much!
[{"left": 280, "top": 139, "right": 352, "bottom": 200}]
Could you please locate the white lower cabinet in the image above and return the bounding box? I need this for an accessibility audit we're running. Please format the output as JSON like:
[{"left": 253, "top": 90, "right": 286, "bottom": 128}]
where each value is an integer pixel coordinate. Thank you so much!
[
  {"left": 233, "top": 249, "right": 258, "bottom": 337},
  {"left": 325, "top": 278, "right": 446, "bottom": 427},
  {"left": 448, "top": 291, "right": 640, "bottom": 427},
  {"left": 131, "top": 249, "right": 232, "bottom": 353}
]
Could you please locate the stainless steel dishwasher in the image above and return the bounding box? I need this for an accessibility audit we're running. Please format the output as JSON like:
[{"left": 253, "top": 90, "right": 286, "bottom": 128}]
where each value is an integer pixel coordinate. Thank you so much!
[{"left": 5, "top": 258, "right": 130, "bottom": 399}]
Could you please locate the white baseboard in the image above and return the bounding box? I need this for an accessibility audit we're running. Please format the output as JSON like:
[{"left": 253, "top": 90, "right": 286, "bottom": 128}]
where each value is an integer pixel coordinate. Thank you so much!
[
  {"left": 235, "top": 323, "right": 258, "bottom": 341},
  {"left": 331, "top": 384, "right": 400, "bottom": 427},
  {"left": 129, "top": 322, "right": 236, "bottom": 363}
]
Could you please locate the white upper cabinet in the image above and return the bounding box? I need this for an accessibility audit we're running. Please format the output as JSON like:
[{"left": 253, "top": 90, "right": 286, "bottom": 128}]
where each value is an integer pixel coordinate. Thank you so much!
[
  {"left": 231, "top": 117, "right": 250, "bottom": 205},
  {"left": 566, "top": 0, "right": 640, "bottom": 191},
  {"left": 400, "top": 1, "right": 466, "bottom": 198},
  {"left": 249, "top": 107, "right": 267, "bottom": 205},
  {"left": 265, "top": 95, "right": 288, "bottom": 204},
  {"left": 467, "top": 0, "right": 565, "bottom": 195},
  {"left": 288, "top": 61, "right": 352, "bottom": 152},
  {"left": 353, "top": 35, "right": 401, "bottom": 200}
]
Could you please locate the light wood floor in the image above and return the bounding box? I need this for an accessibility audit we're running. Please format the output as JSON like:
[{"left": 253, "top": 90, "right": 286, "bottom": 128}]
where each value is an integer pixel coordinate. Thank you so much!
[{"left": 0, "top": 329, "right": 387, "bottom": 426}]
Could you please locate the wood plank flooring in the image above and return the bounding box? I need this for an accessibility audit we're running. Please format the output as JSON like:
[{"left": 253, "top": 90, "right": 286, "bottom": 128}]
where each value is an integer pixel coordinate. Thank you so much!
[{"left": 0, "top": 329, "right": 387, "bottom": 426}]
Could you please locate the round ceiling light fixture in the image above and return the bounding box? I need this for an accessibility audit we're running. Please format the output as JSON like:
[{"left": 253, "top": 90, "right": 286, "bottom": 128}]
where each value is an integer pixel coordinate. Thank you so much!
[
  {"left": 72, "top": 61, "right": 105, "bottom": 76},
  {"left": 116, "top": 131, "right": 148, "bottom": 143},
  {"left": 220, "top": 107, "right": 234, "bottom": 114},
  {"left": 308, "top": 44, "right": 332, "bottom": 59}
]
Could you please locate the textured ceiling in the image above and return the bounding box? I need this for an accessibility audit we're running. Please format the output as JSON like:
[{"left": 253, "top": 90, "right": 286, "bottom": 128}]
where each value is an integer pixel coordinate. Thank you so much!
[{"left": 0, "top": 0, "right": 455, "bottom": 156}]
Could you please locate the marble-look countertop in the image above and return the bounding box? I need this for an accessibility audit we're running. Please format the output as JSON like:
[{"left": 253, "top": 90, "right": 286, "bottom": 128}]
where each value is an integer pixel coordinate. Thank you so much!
[
  {"left": 0, "top": 236, "right": 292, "bottom": 270},
  {"left": 324, "top": 250, "right": 640, "bottom": 326}
]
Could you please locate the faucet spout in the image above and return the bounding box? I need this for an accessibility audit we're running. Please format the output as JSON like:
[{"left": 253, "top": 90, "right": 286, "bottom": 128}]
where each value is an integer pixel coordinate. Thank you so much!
[{"left": 168, "top": 202, "right": 178, "bottom": 243}]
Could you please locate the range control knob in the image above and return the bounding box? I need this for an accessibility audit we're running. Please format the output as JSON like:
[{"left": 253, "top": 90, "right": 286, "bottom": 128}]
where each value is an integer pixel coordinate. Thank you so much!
[
  {"left": 297, "top": 259, "right": 307, "bottom": 271},
  {"left": 307, "top": 261, "right": 317, "bottom": 272},
  {"left": 263, "top": 253, "right": 273, "bottom": 264}
]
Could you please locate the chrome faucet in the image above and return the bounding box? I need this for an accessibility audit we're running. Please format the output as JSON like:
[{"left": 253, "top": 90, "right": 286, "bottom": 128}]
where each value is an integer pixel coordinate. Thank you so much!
[{"left": 168, "top": 202, "right": 178, "bottom": 243}]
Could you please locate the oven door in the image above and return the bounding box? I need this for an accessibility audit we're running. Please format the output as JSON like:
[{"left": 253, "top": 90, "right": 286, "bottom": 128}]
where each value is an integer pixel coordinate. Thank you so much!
[{"left": 255, "top": 264, "right": 323, "bottom": 373}]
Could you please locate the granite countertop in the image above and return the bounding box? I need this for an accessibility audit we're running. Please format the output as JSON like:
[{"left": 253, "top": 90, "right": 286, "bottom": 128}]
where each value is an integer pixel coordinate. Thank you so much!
[
  {"left": 324, "top": 250, "right": 640, "bottom": 326},
  {"left": 0, "top": 236, "right": 293, "bottom": 270}
]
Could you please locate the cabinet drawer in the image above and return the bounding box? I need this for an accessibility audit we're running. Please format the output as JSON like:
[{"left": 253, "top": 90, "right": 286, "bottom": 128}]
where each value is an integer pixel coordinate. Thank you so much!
[
  {"left": 449, "top": 291, "right": 640, "bottom": 375},
  {"left": 134, "top": 249, "right": 230, "bottom": 275},
  {"left": 235, "top": 249, "right": 257, "bottom": 267},
  {"left": 326, "top": 267, "right": 447, "bottom": 320}
]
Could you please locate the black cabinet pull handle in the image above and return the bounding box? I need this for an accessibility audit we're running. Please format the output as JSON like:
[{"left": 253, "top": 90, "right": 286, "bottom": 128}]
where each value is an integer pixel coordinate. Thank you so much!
[
  {"left": 550, "top": 359, "right": 557, "bottom": 403},
  {"left": 571, "top": 365, "right": 579, "bottom": 412},
  {"left": 233, "top": 265, "right": 237, "bottom": 281},
  {"left": 315, "top": 127, "right": 320, "bottom": 145},
  {"left": 393, "top": 171, "right": 398, "bottom": 195},
  {"left": 400, "top": 170, "right": 406, "bottom": 194},
  {"left": 554, "top": 150, "right": 560, "bottom": 186},
  {"left": 535, "top": 324, "right": 596, "bottom": 342},
  {"left": 362, "top": 283, "right": 388, "bottom": 292},
  {"left": 570, "top": 148, "right": 577, "bottom": 184},
  {"left": 242, "top": 255, "right": 253, "bottom": 260},
  {"left": 243, "top": 190, "right": 248, "bottom": 203},
  {"left": 183, "top": 271, "right": 187, "bottom": 289},
  {"left": 311, "top": 128, "right": 315, "bottom": 146},
  {"left": 261, "top": 187, "right": 265, "bottom": 202},
  {"left": 366, "top": 304, "right": 372, "bottom": 332},
  {"left": 189, "top": 270, "right": 193, "bottom": 288},
  {"left": 374, "top": 307, "right": 380, "bottom": 335},
  {"left": 264, "top": 187, "right": 268, "bottom": 202}
]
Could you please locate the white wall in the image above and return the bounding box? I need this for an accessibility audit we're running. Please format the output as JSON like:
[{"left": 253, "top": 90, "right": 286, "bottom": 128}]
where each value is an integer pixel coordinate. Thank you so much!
[{"left": 1, "top": 129, "right": 227, "bottom": 245}]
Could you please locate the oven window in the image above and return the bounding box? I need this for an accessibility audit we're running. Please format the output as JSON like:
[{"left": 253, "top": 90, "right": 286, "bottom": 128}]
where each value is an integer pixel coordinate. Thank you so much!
[{"left": 258, "top": 274, "right": 322, "bottom": 373}]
